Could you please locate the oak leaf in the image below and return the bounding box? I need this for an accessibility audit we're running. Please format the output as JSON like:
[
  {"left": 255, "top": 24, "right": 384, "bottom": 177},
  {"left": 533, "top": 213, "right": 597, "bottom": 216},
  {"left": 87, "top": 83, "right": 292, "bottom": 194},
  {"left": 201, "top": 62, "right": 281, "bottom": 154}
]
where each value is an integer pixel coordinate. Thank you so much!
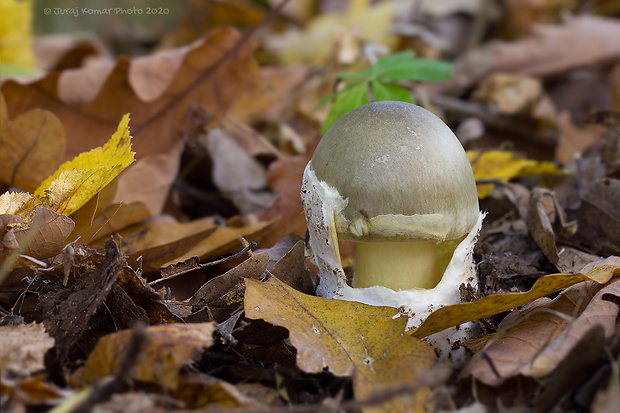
[
  {"left": 1, "top": 27, "right": 261, "bottom": 161},
  {"left": 245, "top": 276, "right": 436, "bottom": 411}
]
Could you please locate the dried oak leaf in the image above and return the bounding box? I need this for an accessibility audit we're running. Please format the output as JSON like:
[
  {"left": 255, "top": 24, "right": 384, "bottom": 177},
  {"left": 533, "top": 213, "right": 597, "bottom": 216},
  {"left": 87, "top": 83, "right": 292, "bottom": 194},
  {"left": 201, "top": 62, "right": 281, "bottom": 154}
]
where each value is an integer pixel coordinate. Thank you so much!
[
  {"left": 0, "top": 93, "right": 65, "bottom": 193},
  {"left": 412, "top": 257, "right": 620, "bottom": 339},
  {"left": 461, "top": 276, "right": 620, "bottom": 386},
  {"left": 245, "top": 276, "right": 436, "bottom": 411},
  {"left": 1, "top": 27, "right": 261, "bottom": 160},
  {"left": 71, "top": 322, "right": 215, "bottom": 391}
]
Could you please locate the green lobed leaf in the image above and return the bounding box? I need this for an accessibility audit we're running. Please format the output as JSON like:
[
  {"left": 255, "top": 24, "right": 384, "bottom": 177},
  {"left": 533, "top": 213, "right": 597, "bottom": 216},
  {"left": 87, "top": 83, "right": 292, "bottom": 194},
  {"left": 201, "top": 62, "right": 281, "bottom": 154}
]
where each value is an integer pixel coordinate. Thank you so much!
[
  {"left": 371, "top": 80, "right": 414, "bottom": 103},
  {"left": 321, "top": 81, "right": 370, "bottom": 134},
  {"left": 373, "top": 58, "right": 453, "bottom": 82}
]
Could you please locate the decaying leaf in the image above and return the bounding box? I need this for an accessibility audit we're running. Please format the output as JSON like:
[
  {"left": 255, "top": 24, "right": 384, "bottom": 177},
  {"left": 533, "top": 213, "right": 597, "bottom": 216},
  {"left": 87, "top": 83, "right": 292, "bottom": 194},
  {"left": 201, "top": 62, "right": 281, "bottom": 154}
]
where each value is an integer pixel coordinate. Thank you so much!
[
  {"left": 0, "top": 323, "right": 54, "bottom": 377},
  {"left": 72, "top": 322, "right": 216, "bottom": 391},
  {"left": 468, "top": 150, "right": 564, "bottom": 198},
  {"left": 245, "top": 276, "right": 437, "bottom": 411},
  {"left": 461, "top": 278, "right": 620, "bottom": 385},
  {"left": 0, "top": 93, "right": 66, "bottom": 192},
  {"left": 40, "top": 238, "right": 126, "bottom": 363},
  {"left": 412, "top": 257, "right": 620, "bottom": 339}
]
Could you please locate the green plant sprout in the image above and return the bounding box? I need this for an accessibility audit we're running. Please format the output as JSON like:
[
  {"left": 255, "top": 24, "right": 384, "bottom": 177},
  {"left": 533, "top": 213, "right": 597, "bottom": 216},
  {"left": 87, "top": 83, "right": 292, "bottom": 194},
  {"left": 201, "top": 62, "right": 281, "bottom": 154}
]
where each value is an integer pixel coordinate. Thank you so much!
[{"left": 317, "top": 50, "right": 453, "bottom": 134}]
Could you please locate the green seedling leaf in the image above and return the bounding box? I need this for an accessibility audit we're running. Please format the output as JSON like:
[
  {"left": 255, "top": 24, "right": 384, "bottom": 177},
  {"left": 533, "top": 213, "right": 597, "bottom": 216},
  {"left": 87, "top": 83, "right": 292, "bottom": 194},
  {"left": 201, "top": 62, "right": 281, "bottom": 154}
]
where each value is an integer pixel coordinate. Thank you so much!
[
  {"left": 319, "top": 49, "right": 452, "bottom": 134},
  {"left": 374, "top": 58, "right": 453, "bottom": 82},
  {"left": 411, "top": 259, "right": 620, "bottom": 339},
  {"left": 321, "top": 81, "right": 370, "bottom": 134},
  {"left": 314, "top": 79, "right": 366, "bottom": 110},
  {"left": 373, "top": 50, "right": 416, "bottom": 67},
  {"left": 338, "top": 67, "right": 373, "bottom": 80},
  {"left": 371, "top": 80, "right": 414, "bottom": 103}
]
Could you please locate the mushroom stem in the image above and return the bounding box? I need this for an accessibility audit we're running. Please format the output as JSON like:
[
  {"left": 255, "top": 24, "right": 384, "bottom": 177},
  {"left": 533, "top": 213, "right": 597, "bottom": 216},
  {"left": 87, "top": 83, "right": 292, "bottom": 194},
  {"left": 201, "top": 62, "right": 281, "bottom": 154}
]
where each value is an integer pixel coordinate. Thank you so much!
[{"left": 354, "top": 241, "right": 441, "bottom": 290}]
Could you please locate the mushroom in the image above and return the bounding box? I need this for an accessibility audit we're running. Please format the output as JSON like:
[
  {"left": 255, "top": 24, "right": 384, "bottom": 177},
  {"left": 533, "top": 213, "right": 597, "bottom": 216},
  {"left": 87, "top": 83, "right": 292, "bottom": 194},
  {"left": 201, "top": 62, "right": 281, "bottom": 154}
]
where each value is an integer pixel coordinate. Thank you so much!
[{"left": 301, "top": 101, "right": 484, "bottom": 362}]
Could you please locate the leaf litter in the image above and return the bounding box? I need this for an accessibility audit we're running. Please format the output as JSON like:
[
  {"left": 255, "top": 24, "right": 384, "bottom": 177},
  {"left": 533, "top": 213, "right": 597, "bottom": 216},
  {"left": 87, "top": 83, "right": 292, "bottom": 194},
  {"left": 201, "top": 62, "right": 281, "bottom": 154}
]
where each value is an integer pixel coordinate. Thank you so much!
[{"left": 1, "top": 1, "right": 620, "bottom": 412}]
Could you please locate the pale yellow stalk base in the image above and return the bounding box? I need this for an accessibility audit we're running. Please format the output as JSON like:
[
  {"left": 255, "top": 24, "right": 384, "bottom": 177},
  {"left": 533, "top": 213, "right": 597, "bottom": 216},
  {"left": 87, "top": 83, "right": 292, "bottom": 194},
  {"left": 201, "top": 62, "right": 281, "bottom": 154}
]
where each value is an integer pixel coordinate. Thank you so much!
[{"left": 354, "top": 241, "right": 441, "bottom": 290}]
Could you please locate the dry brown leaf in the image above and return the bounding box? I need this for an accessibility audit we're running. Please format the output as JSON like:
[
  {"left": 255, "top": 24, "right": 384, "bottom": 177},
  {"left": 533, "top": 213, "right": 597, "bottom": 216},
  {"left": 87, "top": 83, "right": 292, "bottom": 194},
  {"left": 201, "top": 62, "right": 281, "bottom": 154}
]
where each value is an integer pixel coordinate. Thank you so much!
[
  {"left": 500, "top": 0, "right": 575, "bottom": 39},
  {"left": 488, "top": 15, "right": 620, "bottom": 77},
  {"left": 72, "top": 322, "right": 215, "bottom": 391},
  {"left": 13, "top": 207, "right": 75, "bottom": 260},
  {"left": 462, "top": 277, "right": 620, "bottom": 385},
  {"left": 98, "top": 215, "right": 216, "bottom": 255},
  {"left": 556, "top": 112, "right": 603, "bottom": 165},
  {"left": 257, "top": 156, "right": 310, "bottom": 247},
  {"left": 67, "top": 137, "right": 184, "bottom": 245},
  {"left": 229, "top": 65, "right": 311, "bottom": 124},
  {"left": 158, "top": 0, "right": 265, "bottom": 50},
  {"left": 127, "top": 227, "right": 218, "bottom": 274},
  {"left": 96, "top": 215, "right": 272, "bottom": 272},
  {"left": 268, "top": 240, "right": 314, "bottom": 295},
  {"left": 0, "top": 375, "right": 66, "bottom": 408},
  {"left": 0, "top": 93, "right": 65, "bottom": 192},
  {"left": 245, "top": 276, "right": 437, "bottom": 411},
  {"left": 112, "top": 140, "right": 185, "bottom": 217},
  {"left": 526, "top": 187, "right": 577, "bottom": 269},
  {"left": 1, "top": 27, "right": 261, "bottom": 160},
  {"left": 205, "top": 128, "right": 276, "bottom": 215},
  {"left": 174, "top": 220, "right": 274, "bottom": 266},
  {"left": 0, "top": 323, "right": 55, "bottom": 377},
  {"left": 188, "top": 251, "right": 269, "bottom": 308}
]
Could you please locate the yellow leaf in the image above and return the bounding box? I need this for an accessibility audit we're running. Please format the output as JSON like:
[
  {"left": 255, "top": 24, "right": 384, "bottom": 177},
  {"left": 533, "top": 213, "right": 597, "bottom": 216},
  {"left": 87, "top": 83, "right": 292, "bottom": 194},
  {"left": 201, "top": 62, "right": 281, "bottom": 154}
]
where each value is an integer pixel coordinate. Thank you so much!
[
  {"left": 34, "top": 114, "right": 135, "bottom": 216},
  {"left": 411, "top": 258, "right": 620, "bottom": 339},
  {"left": 0, "top": 0, "right": 35, "bottom": 69},
  {"left": 467, "top": 150, "right": 563, "bottom": 198},
  {"left": 245, "top": 276, "right": 436, "bottom": 411}
]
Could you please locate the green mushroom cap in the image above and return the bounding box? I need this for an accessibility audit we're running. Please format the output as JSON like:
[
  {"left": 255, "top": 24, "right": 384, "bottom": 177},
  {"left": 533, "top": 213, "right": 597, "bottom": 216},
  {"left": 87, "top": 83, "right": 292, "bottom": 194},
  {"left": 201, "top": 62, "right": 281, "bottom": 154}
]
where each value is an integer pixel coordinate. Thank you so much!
[{"left": 310, "top": 101, "right": 479, "bottom": 242}]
